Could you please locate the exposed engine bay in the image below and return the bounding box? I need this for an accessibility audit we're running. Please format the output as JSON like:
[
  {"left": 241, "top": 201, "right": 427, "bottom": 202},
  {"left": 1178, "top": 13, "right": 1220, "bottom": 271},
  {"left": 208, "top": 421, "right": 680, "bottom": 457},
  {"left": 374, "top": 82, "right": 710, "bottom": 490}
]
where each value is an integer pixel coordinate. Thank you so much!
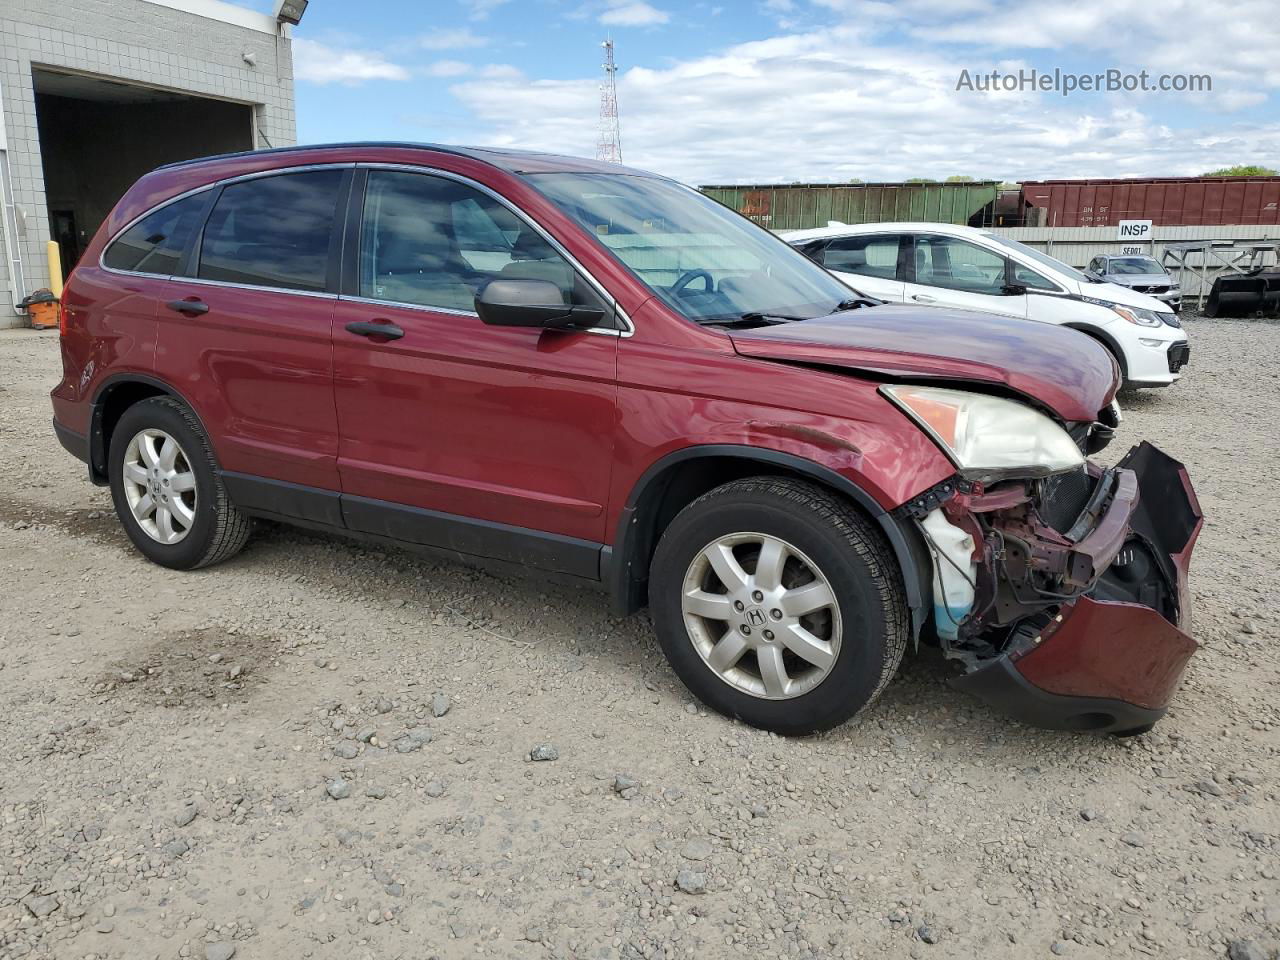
[{"left": 897, "top": 439, "right": 1202, "bottom": 704}]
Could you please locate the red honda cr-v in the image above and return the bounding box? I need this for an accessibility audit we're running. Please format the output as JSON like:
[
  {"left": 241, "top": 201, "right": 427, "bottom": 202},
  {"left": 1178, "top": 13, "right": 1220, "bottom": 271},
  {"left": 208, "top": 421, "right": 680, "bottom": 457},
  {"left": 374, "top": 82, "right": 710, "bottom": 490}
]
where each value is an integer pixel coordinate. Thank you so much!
[{"left": 51, "top": 143, "right": 1202, "bottom": 735}]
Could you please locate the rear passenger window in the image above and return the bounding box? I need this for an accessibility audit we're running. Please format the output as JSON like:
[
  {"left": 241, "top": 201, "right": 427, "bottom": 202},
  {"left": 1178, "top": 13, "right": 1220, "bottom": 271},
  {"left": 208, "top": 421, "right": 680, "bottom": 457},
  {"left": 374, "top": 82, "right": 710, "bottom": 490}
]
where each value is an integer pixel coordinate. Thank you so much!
[
  {"left": 198, "top": 170, "right": 344, "bottom": 292},
  {"left": 822, "top": 235, "right": 900, "bottom": 279},
  {"left": 103, "top": 193, "right": 208, "bottom": 275}
]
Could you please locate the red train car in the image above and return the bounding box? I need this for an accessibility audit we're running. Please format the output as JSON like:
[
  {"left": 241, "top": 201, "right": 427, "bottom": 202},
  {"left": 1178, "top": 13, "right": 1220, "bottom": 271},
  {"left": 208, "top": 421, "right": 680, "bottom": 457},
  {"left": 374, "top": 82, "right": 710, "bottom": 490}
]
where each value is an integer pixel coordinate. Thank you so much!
[{"left": 1021, "top": 176, "right": 1280, "bottom": 227}]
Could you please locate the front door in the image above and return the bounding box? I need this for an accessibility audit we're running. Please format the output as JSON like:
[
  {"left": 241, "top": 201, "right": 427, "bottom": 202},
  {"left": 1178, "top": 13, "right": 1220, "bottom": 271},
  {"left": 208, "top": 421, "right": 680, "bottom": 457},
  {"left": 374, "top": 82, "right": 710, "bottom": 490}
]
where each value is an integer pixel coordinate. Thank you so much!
[
  {"left": 331, "top": 168, "right": 619, "bottom": 578},
  {"left": 903, "top": 233, "right": 1028, "bottom": 319}
]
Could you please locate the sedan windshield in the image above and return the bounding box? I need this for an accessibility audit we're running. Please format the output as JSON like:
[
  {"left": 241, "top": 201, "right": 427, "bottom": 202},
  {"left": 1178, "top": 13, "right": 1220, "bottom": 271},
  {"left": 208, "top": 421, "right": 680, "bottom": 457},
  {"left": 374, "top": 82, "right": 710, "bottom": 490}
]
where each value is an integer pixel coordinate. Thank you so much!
[
  {"left": 526, "top": 173, "right": 856, "bottom": 324},
  {"left": 1107, "top": 257, "right": 1166, "bottom": 275}
]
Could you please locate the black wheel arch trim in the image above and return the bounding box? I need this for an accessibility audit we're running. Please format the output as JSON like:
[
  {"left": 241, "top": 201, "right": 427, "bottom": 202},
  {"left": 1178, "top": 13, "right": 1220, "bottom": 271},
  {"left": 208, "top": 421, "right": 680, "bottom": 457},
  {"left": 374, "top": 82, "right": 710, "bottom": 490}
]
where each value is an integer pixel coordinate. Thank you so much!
[
  {"left": 605, "top": 444, "right": 932, "bottom": 638},
  {"left": 87, "top": 373, "right": 211, "bottom": 485}
]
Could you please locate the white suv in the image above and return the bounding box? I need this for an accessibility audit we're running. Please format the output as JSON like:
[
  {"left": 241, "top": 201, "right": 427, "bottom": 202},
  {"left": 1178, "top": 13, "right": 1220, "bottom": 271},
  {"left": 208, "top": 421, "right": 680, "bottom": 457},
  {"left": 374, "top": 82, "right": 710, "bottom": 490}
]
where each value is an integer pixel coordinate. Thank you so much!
[{"left": 782, "top": 222, "right": 1189, "bottom": 389}]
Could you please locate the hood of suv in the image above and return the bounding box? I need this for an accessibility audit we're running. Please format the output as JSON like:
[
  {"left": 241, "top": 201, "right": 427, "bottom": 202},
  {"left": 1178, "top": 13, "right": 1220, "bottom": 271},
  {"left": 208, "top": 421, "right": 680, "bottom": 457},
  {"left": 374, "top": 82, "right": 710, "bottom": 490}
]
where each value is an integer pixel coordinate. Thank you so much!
[{"left": 729, "top": 304, "right": 1117, "bottom": 423}]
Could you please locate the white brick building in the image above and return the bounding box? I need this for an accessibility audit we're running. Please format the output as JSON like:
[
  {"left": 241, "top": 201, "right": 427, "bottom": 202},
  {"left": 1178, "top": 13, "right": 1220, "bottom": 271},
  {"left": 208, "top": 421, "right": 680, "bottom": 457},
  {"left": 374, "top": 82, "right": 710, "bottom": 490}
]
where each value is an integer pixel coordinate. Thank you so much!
[{"left": 0, "top": 0, "right": 298, "bottom": 327}]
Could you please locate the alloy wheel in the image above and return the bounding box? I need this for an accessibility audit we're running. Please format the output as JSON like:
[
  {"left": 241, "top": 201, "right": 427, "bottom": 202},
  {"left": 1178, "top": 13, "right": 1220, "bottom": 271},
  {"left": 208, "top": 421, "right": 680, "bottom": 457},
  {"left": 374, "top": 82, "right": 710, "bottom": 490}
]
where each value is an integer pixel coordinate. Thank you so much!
[
  {"left": 681, "top": 532, "right": 842, "bottom": 700},
  {"left": 121, "top": 428, "right": 198, "bottom": 545}
]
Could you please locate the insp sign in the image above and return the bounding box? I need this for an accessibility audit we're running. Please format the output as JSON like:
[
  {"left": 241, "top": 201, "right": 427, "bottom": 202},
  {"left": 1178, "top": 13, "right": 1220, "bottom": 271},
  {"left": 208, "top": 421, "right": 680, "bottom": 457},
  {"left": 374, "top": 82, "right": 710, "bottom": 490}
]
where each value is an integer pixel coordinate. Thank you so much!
[{"left": 1117, "top": 219, "right": 1153, "bottom": 241}]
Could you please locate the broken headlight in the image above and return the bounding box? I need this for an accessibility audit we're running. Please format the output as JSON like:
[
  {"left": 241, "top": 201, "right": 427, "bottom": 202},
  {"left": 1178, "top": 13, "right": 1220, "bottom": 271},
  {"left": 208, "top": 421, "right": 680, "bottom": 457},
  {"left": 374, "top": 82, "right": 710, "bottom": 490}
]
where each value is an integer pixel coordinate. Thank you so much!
[{"left": 882, "top": 385, "right": 1084, "bottom": 482}]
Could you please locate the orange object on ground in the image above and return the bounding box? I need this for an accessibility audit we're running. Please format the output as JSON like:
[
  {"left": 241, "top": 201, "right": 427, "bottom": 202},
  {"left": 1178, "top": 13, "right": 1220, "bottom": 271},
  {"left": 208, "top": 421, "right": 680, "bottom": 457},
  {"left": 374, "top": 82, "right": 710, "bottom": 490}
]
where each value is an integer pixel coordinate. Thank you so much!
[{"left": 18, "top": 289, "right": 60, "bottom": 330}]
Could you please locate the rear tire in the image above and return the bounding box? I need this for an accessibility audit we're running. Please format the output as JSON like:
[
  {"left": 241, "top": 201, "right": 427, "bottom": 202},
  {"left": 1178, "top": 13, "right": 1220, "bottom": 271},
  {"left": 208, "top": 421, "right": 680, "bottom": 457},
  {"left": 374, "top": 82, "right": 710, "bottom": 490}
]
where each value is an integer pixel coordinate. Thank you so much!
[
  {"left": 649, "top": 476, "right": 909, "bottom": 735},
  {"left": 108, "top": 396, "right": 251, "bottom": 570}
]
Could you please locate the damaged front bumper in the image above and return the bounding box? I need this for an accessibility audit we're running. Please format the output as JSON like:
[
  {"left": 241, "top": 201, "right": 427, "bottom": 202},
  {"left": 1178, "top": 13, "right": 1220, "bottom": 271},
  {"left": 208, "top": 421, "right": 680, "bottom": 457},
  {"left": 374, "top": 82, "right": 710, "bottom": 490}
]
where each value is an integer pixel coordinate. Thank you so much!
[{"left": 910, "top": 442, "right": 1203, "bottom": 734}]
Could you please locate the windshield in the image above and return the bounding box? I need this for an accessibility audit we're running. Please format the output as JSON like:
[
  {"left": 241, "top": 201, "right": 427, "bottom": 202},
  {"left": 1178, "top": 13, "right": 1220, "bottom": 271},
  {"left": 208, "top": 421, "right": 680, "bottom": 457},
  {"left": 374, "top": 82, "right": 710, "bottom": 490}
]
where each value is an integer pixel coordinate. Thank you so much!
[
  {"left": 526, "top": 172, "right": 856, "bottom": 323},
  {"left": 1106, "top": 257, "right": 1165, "bottom": 275},
  {"left": 983, "top": 233, "right": 1095, "bottom": 284}
]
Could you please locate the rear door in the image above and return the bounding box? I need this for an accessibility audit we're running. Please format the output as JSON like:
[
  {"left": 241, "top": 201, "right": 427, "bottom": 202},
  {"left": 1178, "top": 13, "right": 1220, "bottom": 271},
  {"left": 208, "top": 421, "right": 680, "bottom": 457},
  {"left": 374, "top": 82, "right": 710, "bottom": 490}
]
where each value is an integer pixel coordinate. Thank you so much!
[
  {"left": 156, "top": 167, "right": 350, "bottom": 510},
  {"left": 815, "top": 233, "right": 906, "bottom": 301},
  {"left": 329, "top": 167, "right": 619, "bottom": 577},
  {"left": 903, "top": 233, "right": 1028, "bottom": 318}
]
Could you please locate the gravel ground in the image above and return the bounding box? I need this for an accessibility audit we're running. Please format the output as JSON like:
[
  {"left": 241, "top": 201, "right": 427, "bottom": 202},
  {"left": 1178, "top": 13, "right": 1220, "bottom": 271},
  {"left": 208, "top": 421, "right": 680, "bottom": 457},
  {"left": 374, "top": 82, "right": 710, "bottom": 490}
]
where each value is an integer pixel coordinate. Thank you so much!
[{"left": 0, "top": 316, "right": 1277, "bottom": 960}]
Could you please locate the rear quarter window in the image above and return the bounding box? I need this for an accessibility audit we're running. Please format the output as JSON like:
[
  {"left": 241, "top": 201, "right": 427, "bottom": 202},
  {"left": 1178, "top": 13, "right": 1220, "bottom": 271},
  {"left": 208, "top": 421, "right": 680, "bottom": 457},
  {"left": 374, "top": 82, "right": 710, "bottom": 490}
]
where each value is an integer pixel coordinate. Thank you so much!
[{"left": 103, "top": 193, "right": 209, "bottom": 275}]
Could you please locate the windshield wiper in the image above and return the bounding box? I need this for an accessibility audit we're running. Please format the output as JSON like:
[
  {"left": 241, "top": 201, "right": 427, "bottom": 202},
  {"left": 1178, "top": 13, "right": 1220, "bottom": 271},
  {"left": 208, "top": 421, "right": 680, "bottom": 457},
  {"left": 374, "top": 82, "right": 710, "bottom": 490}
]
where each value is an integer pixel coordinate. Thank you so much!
[
  {"left": 831, "top": 297, "right": 880, "bottom": 312},
  {"left": 700, "top": 312, "right": 808, "bottom": 328}
]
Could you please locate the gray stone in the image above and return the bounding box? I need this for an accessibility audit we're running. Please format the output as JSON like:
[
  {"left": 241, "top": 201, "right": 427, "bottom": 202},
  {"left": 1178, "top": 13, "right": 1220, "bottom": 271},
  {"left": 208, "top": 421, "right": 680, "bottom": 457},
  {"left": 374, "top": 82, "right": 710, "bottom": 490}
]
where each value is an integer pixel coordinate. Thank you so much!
[
  {"left": 1120, "top": 831, "right": 1145, "bottom": 848},
  {"left": 613, "top": 774, "right": 639, "bottom": 798},
  {"left": 162, "top": 838, "right": 190, "bottom": 859},
  {"left": 1050, "top": 942, "right": 1067, "bottom": 956},
  {"left": 394, "top": 727, "right": 432, "bottom": 753},
  {"left": 206, "top": 944, "right": 237, "bottom": 960},
  {"left": 334, "top": 741, "right": 360, "bottom": 760},
  {"left": 365, "top": 784, "right": 387, "bottom": 799},
  {"left": 1194, "top": 779, "right": 1224, "bottom": 797},
  {"left": 918, "top": 925, "right": 940, "bottom": 945},
  {"left": 355, "top": 726, "right": 376, "bottom": 743},
  {"left": 675, "top": 869, "right": 707, "bottom": 894},
  {"left": 385, "top": 882, "right": 403, "bottom": 897},
  {"left": 1227, "top": 940, "right": 1267, "bottom": 960},
  {"left": 431, "top": 692, "right": 451, "bottom": 717},
  {"left": 174, "top": 806, "right": 198, "bottom": 827},
  {"left": 1079, "top": 808, "right": 1099, "bottom": 822},
  {"left": 326, "top": 778, "right": 351, "bottom": 800},
  {"left": 680, "top": 839, "right": 713, "bottom": 861},
  {"left": 425, "top": 780, "right": 446, "bottom": 798},
  {"left": 23, "top": 895, "right": 59, "bottom": 918},
  {"left": 530, "top": 744, "right": 559, "bottom": 762},
  {"left": 374, "top": 697, "right": 394, "bottom": 714}
]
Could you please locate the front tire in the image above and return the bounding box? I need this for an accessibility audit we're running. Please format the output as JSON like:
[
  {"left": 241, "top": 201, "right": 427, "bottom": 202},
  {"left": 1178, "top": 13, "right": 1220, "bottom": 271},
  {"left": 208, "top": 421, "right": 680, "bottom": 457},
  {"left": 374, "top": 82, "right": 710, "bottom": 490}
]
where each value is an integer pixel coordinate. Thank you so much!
[
  {"left": 649, "top": 477, "right": 909, "bottom": 735},
  {"left": 108, "top": 396, "right": 251, "bottom": 570}
]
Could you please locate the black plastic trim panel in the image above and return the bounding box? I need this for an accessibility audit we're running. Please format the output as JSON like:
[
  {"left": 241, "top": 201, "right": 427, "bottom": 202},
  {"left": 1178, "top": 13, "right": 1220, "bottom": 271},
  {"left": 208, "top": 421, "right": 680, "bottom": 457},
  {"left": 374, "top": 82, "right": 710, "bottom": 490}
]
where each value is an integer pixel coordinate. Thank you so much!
[
  {"left": 221, "top": 473, "right": 344, "bottom": 527},
  {"left": 950, "top": 655, "right": 1164, "bottom": 734},
  {"left": 53, "top": 419, "right": 89, "bottom": 464},
  {"left": 343, "top": 494, "right": 602, "bottom": 580}
]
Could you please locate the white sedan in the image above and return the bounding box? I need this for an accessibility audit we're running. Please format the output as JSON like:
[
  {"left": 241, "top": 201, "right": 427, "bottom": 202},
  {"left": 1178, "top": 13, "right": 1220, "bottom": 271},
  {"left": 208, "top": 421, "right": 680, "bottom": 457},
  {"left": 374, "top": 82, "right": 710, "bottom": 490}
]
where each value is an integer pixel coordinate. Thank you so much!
[{"left": 782, "top": 221, "right": 1189, "bottom": 389}]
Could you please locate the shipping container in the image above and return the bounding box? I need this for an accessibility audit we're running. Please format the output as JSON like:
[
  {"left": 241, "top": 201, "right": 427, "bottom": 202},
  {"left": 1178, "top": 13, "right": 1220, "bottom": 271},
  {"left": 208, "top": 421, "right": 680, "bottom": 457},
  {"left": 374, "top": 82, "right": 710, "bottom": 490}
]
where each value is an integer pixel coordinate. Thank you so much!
[
  {"left": 700, "top": 181, "right": 1001, "bottom": 231},
  {"left": 1021, "top": 176, "right": 1280, "bottom": 228}
]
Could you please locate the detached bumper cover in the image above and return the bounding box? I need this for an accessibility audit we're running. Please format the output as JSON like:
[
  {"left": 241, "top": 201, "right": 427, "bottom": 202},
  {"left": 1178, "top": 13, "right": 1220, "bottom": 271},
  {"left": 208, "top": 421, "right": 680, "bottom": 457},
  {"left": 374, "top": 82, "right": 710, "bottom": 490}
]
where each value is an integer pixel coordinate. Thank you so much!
[{"left": 952, "top": 442, "right": 1203, "bottom": 733}]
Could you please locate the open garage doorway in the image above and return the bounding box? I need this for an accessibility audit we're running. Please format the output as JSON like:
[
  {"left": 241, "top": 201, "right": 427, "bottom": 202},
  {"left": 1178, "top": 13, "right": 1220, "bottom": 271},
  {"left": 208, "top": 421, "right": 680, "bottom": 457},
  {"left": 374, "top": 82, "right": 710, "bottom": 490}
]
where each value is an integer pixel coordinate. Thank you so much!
[{"left": 33, "top": 67, "right": 254, "bottom": 279}]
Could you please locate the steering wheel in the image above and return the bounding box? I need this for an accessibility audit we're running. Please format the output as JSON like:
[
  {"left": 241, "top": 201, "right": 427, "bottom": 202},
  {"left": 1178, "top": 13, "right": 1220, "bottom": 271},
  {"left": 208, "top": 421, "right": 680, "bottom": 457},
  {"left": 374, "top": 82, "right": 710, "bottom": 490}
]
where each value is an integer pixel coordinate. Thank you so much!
[{"left": 671, "top": 269, "right": 714, "bottom": 295}]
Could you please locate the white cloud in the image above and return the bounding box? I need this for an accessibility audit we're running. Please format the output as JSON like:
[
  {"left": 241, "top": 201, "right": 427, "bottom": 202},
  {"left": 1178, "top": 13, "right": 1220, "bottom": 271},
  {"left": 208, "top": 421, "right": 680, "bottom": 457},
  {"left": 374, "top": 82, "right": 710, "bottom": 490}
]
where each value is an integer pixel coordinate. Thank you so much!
[
  {"left": 445, "top": 15, "right": 1280, "bottom": 183},
  {"left": 292, "top": 39, "right": 410, "bottom": 85},
  {"left": 599, "top": 2, "right": 670, "bottom": 26},
  {"left": 480, "top": 64, "right": 523, "bottom": 79},
  {"left": 466, "top": 0, "right": 511, "bottom": 19},
  {"left": 420, "top": 27, "right": 489, "bottom": 51},
  {"left": 425, "top": 60, "right": 472, "bottom": 78}
]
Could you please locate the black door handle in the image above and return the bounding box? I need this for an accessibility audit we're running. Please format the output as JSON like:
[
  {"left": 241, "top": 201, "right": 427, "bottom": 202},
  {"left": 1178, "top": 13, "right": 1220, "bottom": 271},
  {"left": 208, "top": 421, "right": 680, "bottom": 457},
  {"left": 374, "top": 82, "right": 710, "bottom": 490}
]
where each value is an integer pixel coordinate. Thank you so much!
[
  {"left": 166, "top": 298, "right": 209, "bottom": 316},
  {"left": 345, "top": 320, "right": 404, "bottom": 341}
]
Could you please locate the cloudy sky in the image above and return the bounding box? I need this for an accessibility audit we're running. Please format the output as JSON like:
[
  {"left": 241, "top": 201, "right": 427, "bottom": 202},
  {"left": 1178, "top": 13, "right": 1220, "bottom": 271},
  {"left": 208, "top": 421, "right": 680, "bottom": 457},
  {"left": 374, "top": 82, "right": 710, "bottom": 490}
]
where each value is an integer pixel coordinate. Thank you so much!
[{"left": 246, "top": 0, "right": 1278, "bottom": 184}]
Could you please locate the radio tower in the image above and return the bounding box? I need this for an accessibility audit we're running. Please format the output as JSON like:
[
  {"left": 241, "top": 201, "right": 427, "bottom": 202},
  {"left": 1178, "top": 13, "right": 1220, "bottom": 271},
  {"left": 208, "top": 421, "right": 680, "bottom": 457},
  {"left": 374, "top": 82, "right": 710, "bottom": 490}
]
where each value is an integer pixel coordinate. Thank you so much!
[{"left": 596, "top": 38, "right": 622, "bottom": 163}]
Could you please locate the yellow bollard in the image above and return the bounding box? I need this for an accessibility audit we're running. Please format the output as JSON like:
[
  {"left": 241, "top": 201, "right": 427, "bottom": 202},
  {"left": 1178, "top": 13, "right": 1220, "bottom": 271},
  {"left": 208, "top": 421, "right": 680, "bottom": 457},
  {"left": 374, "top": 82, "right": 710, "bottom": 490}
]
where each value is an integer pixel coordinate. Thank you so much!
[{"left": 47, "top": 240, "right": 63, "bottom": 299}]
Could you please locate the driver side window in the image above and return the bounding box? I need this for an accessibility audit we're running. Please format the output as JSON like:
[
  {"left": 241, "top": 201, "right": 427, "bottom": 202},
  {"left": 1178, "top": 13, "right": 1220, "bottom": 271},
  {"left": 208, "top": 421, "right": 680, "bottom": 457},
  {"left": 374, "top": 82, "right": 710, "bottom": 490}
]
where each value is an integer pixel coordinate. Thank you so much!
[{"left": 358, "top": 170, "right": 604, "bottom": 316}]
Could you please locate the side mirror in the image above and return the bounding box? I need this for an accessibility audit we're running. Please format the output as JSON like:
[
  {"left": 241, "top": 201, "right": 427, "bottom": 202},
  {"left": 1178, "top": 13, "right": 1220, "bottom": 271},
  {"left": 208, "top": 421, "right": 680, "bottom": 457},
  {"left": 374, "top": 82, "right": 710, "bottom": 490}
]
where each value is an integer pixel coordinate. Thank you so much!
[
  {"left": 475, "top": 279, "right": 605, "bottom": 330},
  {"left": 1002, "top": 282, "right": 1028, "bottom": 296}
]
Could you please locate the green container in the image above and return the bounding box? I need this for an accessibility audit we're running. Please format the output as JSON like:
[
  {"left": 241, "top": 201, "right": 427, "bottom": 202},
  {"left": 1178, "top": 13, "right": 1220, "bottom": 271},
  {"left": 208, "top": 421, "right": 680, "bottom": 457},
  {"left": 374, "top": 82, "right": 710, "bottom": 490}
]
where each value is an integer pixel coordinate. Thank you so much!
[{"left": 699, "top": 182, "right": 1001, "bottom": 231}]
